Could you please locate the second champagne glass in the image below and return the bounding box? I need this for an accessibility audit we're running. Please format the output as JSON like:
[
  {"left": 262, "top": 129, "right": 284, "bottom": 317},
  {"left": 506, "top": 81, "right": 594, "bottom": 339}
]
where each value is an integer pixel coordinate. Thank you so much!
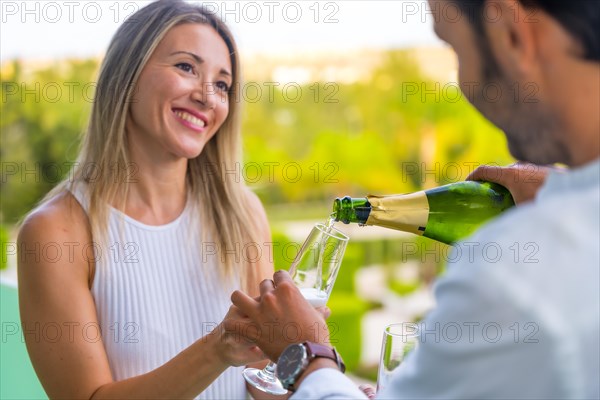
[
  {"left": 242, "top": 222, "right": 349, "bottom": 395},
  {"left": 377, "top": 323, "right": 420, "bottom": 393}
]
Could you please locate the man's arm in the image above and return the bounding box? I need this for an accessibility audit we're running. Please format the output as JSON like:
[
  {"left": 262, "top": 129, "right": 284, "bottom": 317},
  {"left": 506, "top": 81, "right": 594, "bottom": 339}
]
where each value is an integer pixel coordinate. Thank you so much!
[{"left": 378, "top": 221, "right": 568, "bottom": 399}]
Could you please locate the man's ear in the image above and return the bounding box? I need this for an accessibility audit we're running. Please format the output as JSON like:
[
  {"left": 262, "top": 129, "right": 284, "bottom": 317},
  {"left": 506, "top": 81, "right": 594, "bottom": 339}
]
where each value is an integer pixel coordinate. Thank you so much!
[{"left": 482, "top": 0, "right": 539, "bottom": 79}]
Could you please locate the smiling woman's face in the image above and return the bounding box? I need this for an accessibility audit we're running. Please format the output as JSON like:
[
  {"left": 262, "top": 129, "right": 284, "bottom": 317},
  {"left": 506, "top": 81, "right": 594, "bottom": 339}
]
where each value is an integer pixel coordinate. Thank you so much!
[{"left": 126, "top": 23, "right": 233, "bottom": 161}]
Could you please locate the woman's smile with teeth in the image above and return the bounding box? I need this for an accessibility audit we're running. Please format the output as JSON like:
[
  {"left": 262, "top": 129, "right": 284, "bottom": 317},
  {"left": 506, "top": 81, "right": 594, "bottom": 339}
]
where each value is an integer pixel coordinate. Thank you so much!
[{"left": 174, "top": 110, "right": 206, "bottom": 128}]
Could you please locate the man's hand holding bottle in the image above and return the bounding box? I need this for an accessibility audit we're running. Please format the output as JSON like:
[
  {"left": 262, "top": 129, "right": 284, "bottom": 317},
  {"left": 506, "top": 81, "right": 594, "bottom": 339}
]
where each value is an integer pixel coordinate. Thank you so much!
[{"left": 467, "top": 163, "right": 556, "bottom": 204}]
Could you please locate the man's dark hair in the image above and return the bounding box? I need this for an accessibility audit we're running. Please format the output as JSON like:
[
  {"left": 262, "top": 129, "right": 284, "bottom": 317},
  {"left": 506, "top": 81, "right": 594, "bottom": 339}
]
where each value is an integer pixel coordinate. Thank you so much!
[{"left": 453, "top": 0, "right": 600, "bottom": 61}]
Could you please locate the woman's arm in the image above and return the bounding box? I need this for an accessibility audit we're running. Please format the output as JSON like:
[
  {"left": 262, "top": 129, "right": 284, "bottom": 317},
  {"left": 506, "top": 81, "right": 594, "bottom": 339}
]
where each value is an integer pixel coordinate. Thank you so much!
[{"left": 18, "top": 192, "right": 263, "bottom": 399}]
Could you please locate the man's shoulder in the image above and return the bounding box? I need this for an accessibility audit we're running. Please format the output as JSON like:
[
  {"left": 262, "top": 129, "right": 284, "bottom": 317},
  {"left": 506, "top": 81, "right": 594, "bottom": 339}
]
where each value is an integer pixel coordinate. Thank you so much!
[
  {"left": 441, "top": 186, "right": 599, "bottom": 316},
  {"left": 473, "top": 184, "right": 598, "bottom": 249}
]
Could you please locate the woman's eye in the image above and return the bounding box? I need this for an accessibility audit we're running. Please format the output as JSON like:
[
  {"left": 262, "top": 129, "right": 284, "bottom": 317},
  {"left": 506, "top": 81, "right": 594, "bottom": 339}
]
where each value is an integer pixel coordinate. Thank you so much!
[
  {"left": 216, "top": 81, "right": 230, "bottom": 93},
  {"left": 175, "top": 63, "right": 194, "bottom": 73}
]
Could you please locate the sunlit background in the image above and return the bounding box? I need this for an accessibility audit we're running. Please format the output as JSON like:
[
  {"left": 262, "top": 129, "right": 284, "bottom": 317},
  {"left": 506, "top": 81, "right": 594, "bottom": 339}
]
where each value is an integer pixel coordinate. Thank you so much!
[{"left": 1, "top": 1, "right": 514, "bottom": 397}]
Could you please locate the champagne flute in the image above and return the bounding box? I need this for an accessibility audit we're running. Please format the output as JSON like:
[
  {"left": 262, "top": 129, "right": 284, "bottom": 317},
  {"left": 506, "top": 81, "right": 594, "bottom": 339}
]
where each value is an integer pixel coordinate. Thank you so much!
[
  {"left": 376, "top": 323, "right": 419, "bottom": 393},
  {"left": 243, "top": 221, "right": 349, "bottom": 395}
]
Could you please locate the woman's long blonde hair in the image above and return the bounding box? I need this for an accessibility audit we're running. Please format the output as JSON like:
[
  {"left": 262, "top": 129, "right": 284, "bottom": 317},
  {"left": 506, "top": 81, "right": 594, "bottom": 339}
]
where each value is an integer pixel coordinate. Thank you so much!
[{"left": 41, "top": 0, "right": 260, "bottom": 290}]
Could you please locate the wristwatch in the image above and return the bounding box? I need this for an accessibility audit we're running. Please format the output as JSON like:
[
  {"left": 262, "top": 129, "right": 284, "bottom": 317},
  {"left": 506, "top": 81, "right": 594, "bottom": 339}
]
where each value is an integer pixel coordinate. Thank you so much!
[{"left": 276, "top": 342, "right": 346, "bottom": 392}]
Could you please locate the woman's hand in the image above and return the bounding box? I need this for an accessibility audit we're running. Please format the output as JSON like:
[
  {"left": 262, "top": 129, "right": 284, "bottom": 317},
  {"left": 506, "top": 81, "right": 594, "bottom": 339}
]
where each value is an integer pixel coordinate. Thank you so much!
[
  {"left": 210, "top": 306, "right": 267, "bottom": 367},
  {"left": 467, "top": 162, "right": 556, "bottom": 204}
]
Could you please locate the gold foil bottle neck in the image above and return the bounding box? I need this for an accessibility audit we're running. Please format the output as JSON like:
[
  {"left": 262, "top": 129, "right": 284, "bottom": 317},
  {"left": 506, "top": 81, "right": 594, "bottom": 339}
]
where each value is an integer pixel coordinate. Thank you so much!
[{"left": 365, "top": 191, "right": 430, "bottom": 235}]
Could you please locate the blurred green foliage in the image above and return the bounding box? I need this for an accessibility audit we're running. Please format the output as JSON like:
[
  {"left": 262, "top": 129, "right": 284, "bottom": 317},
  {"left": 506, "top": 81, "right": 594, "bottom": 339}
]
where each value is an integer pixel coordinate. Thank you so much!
[
  {"left": 332, "top": 242, "right": 365, "bottom": 293},
  {"left": 1, "top": 50, "right": 513, "bottom": 224},
  {"left": 0, "top": 225, "right": 8, "bottom": 270},
  {"left": 327, "top": 291, "right": 370, "bottom": 371},
  {"left": 1, "top": 59, "right": 96, "bottom": 223}
]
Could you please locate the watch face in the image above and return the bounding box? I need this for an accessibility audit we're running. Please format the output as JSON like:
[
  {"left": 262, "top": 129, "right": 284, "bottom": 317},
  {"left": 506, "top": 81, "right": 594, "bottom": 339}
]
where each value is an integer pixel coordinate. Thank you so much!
[{"left": 276, "top": 344, "right": 307, "bottom": 383}]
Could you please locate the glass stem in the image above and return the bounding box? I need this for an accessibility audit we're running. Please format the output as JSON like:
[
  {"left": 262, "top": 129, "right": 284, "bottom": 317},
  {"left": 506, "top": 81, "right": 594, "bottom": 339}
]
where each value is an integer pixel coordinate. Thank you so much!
[{"left": 256, "top": 362, "right": 279, "bottom": 382}]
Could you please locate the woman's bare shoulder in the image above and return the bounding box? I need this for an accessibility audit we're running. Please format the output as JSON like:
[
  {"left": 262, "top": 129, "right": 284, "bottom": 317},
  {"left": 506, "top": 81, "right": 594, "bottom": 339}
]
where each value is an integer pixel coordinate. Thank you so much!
[{"left": 19, "top": 190, "right": 91, "bottom": 243}]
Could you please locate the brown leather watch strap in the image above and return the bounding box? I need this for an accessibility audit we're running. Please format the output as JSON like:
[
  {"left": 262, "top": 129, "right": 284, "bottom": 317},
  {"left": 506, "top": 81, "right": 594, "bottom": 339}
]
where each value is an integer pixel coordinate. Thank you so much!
[{"left": 304, "top": 342, "right": 346, "bottom": 373}]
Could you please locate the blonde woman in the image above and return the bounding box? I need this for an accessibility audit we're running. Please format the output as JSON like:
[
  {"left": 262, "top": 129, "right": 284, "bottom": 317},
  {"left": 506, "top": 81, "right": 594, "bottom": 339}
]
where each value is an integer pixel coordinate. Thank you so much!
[{"left": 17, "top": 1, "right": 273, "bottom": 398}]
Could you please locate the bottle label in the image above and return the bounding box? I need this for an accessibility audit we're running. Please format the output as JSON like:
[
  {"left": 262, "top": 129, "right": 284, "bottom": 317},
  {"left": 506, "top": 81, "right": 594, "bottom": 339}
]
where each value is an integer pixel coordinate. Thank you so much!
[{"left": 366, "top": 191, "right": 430, "bottom": 235}]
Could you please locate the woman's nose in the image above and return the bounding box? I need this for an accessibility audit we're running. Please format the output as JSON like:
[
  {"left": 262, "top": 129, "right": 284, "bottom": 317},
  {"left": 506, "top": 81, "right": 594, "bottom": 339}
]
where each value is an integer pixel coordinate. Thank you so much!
[{"left": 192, "top": 82, "right": 217, "bottom": 109}]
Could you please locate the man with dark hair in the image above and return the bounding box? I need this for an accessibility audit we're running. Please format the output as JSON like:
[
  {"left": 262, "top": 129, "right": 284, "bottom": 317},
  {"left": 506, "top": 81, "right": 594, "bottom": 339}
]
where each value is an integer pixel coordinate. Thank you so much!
[{"left": 227, "top": 0, "right": 599, "bottom": 398}]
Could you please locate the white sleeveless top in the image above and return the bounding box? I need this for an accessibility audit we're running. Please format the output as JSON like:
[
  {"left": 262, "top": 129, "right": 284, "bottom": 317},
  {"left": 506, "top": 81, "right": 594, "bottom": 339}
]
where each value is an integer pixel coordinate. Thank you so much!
[{"left": 69, "top": 183, "right": 246, "bottom": 399}]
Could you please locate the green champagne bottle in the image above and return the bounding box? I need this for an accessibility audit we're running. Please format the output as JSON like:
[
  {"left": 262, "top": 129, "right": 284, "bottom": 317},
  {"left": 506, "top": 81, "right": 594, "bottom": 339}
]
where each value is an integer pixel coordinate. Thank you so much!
[{"left": 333, "top": 181, "right": 515, "bottom": 245}]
